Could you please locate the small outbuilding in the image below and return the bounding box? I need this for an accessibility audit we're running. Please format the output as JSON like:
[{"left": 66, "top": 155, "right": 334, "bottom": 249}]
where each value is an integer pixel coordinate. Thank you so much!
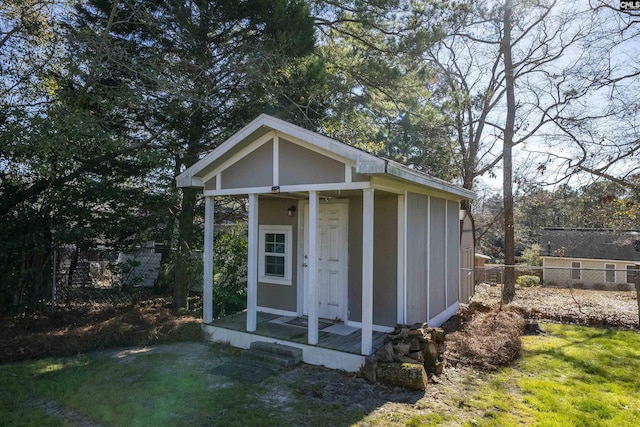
[{"left": 177, "top": 114, "right": 475, "bottom": 371}]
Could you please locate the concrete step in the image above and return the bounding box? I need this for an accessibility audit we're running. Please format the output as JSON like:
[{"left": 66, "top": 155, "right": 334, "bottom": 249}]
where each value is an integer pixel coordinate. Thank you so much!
[
  {"left": 249, "top": 341, "right": 303, "bottom": 360},
  {"left": 240, "top": 342, "right": 303, "bottom": 368}
]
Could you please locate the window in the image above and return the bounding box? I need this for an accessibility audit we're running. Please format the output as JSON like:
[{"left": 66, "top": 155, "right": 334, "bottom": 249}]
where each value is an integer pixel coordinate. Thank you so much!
[
  {"left": 627, "top": 265, "right": 639, "bottom": 285},
  {"left": 259, "top": 225, "right": 292, "bottom": 285},
  {"left": 571, "top": 261, "right": 581, "bottom": 280},
  {"left": 605, "top": 264, "right": 615, "bottom": 283}
]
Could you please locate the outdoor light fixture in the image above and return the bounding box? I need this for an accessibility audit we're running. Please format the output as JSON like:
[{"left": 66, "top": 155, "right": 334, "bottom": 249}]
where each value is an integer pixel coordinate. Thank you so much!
[{"left": 287, "top": 205, "right": 297, "bottom": 217}]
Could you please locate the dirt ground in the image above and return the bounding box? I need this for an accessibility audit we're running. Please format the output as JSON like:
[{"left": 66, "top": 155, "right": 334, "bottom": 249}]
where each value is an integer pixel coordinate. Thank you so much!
[{"left": 471, "top": 283, "right": 639, "bottom": 329}]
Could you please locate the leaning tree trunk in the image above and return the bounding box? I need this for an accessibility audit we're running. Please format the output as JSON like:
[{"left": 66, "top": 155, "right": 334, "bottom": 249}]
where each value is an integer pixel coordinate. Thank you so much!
[{"left": 501, "top": 0, "right": 516, "bottom": 303}]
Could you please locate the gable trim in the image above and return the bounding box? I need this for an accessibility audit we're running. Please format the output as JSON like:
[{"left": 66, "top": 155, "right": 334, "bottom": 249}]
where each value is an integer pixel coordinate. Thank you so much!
[
  {"left": 201, "top": 131, "right": 275, "bottom": 185},
  {"left": 202, "top": 181, "right": 372, "bottom": 197},
  {"left": 276, "top": 131, "right": 355, "bottom": 167}
]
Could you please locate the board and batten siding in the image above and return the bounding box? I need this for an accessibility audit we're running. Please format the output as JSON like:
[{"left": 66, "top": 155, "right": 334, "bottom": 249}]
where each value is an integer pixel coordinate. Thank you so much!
[
  {"left": 256, "top": 198, "right": 298, "bottom": 312},
  {"left": 405, "top": 193, "right": 461, "bottom": 325},
  {"left": 447, "top": 200, "right": 461, "bottom": 307},
  {"left": 405, "top": 192, "right": 428, "bottom": 324},
  {"left": 373, "top": 194, "right": 398, "bottom": 327},
  {"left": 429, "top": 197, "right": 446, "bottom": 318},
  {"left": 346, "top": 193, "right": 398, "bottom": 327}
]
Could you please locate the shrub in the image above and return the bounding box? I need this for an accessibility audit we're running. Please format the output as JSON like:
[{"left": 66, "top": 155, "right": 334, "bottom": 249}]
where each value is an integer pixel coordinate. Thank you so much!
[
  {"left": 446, "top": 304, "right": 525, "bottom": 370},
  {"left": 592, "top": 283, "right": 606, "bottom": 291},
  {"left": 616, "top": 283, "right": 632, "bottom": 291},
  {"left": 516, "top": 275, "right": 540, "bottom": 287},
  {"left": 572, "top": 282, "right": 585, "bottom": 289}
]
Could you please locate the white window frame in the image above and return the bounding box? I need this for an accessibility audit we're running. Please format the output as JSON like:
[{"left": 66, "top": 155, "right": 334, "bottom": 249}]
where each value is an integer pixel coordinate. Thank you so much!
[
  {"left": 605, "top": 264, "right": 615, "bottom": 283},
  {"left": 258, "top": 225, "right": 292, "bottom": 286},
  {"left": 571, "top": 261, "right": 581, "bottom": 280}
]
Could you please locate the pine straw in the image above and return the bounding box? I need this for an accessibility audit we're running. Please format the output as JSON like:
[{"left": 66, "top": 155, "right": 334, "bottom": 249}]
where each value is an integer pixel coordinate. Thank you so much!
[
  {"left": 445, "top": 302, "right": 526, "bottom": 370},
  {"left": 0, "top": 305, "right": 202, "bottom": 363}
]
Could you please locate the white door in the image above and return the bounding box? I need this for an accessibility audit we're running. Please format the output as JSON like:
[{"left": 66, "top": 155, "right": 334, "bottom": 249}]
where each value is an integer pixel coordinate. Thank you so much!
[{"left": 302, "top": 201, "right": 348, "bottom": 321}]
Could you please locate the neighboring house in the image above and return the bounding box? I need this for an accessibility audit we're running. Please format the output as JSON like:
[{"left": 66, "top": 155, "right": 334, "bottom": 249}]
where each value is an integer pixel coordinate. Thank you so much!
[
  {"left": 177, "top": 114, "right": 475, "bottom": 371},
  {"left": 540, "top": 228, "right": 640, "bottom": 289},
  {"left": 460, "top": 209, "right": 475, "bottom": 302}
]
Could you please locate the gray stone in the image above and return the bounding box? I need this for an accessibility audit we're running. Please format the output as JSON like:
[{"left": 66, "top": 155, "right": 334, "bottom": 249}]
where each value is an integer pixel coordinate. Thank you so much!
[
  {"left": 363, "top": 355, "right": 378, "bottom": 383},
  {"left": 376, "top": 362, "right": 428, "bottom": 390}
]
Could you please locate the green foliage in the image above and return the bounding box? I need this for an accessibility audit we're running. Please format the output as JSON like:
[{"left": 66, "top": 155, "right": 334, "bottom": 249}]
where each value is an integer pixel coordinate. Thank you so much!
[
  {"left": 516, "top": 275, "right": 540, "bottom": 287},
  {"left": 213, "top": 225, "right": 249, "bottom": 317},
  {"left": 520, "top": 244, "right": 542, "bottom": 266}
]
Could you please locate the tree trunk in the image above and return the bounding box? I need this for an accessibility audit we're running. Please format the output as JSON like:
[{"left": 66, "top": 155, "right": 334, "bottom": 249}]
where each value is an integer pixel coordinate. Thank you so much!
[
  {"left": 173, "top": 186, "right": 197, "bottom": 309},
  {"left": 502, "top": 0, "right": 516, "bottom": 303}
]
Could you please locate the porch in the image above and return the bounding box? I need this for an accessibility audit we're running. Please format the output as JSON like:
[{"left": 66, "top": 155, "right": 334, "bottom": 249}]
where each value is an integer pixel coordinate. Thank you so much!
[{"left": 203, "top": 311, "right": 386, "bottom": 372}]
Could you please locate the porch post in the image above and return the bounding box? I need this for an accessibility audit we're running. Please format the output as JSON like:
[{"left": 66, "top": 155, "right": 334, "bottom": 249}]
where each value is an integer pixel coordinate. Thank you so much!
[
  {"left": 397, "top": 193, "right": 406, "bottom": 324},
  {"left": 362, "top": 188, "right": 374, "bottom": 355},
  {"left": 308, "top": 190, "right": 319, "bottom": 345},
  {"left": 247, "top": 193, "right": 259, "bottom": 332},
  {"left": 203, "top": 196, "right": 214, "bottom": 323}
]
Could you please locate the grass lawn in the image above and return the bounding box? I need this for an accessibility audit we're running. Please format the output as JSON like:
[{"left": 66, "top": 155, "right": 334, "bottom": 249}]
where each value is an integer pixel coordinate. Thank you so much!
[
  {"left": 404, "top": 324, "right": 640, "bottom": 426},
  {"left": 1, "top": 324, "right": 639, "bottom": 426}
]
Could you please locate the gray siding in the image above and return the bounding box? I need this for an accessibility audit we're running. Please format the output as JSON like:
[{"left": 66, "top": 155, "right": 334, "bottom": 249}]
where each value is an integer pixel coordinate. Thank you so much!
[
  {"left": 373, "top": 194, "right": 398, "bottom": 327},
  {"left": 347, "top": 195, "right": 363, "bottom": 322},
  {"left": 220, "top": 141, "right": 273, "bottom": 189},
  {"left": 429, "top": 197, "right": 446, "bottom": 318},
  {"left": 257, "top": 197, "right": 297, "bottom": 312},
  {"left": 406, "top": 192, "right": 428, "bottom": 324},
  {"left": 447, "top": 200, "right": 460, "bottom": 307},
  {"left": 279, "top": 139, "right": 345, "bottom": 185}
]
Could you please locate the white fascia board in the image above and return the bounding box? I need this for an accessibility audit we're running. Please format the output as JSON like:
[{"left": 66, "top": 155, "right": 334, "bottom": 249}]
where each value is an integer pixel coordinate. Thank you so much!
[
  {"left": 175, "top": 172, "right": 203, "bottom": 188},
  {"left": 176, "top": 115, "right": 270, "bottom": 187},
  {"left": 356, "top": 156, "right": 386, "bottom": 174},
  {"left": 262, "top": 115, "right": 379, "bottom": 164},
  {"left": 384, "top": 161, "right": 476, "bottom": 200}
]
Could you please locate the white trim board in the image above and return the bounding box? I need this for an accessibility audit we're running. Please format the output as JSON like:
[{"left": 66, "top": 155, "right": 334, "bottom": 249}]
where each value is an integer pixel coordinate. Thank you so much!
[
  {"left": 428, "top": 302, "right": 459, "bottom": 328},
  {"left": 345, "top": 320, "right": 394, "bottom": 333},
  {"left": 255, "top": 306, "right": 297, "bottom": 317},
  {"left": 201, "top": 324, "right": 365, "bottom": 372},
  {"left": 203, "top": 182, "right": 371, "bottom": 197}
]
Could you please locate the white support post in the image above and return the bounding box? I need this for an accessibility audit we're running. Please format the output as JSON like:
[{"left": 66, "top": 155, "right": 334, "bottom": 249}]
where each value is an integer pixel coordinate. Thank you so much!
[
  {"left": 273, "top": 135, "right": 279, "bottom": 187},
  {"left": 203, "top": 196, "right": 215, "bottom": 323},
  {"left": 247, "top": 194, "right": 259, "bottom": 332},
  {"left": 397, "top": 194, "right": 406, "bottom": 325},
  {"left": 361, "top": 188, "right": 374, "bottom": 355},
  {"left": 308, "top": 190, "right": 319, "bottom": 345}
]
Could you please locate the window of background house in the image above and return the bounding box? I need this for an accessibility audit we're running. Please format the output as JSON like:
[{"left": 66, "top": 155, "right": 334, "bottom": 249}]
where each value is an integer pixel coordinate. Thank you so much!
[
  {"left": 627, "top": 265, "right": 638, "bottom": 284},
  {"left": 571, "top": 261, "right": 581, "bottom": 280},
  {"left": 258, "top": 225, "right": 292, "bottom": 285},
  {"left": 605, "top": 264, "right": 615, "bottom": 283}
]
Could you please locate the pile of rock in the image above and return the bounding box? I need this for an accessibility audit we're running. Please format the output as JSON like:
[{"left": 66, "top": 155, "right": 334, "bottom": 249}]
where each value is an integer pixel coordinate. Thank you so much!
[{"left": 362, "top": 323, "right": 446, "bottom": 390}]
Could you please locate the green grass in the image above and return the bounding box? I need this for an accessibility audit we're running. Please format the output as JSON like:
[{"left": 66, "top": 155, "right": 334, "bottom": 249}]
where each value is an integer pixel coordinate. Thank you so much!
[
  {"left": 0, "top": 345, "right": 366, "bottom": 427},
  {"left": 1, "top": 324, "right": 639, "bottom": 427},
  {"left": 462, "top": 324, "right": 640, "bottom": 427}
]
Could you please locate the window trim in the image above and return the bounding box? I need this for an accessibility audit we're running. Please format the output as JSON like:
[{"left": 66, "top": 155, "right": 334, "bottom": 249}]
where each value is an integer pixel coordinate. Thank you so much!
[
  {"left": 605, "top": 264, "right": 615, "bottom": 283},
  {"left": 571, "top": 261, "right": 581, "bottom": 280},
  {"left": 258, "top": 225, "right": 292, "bottom": 286},
  {"left": 626, "top": 265, "right": 639, "bottom": 285}
]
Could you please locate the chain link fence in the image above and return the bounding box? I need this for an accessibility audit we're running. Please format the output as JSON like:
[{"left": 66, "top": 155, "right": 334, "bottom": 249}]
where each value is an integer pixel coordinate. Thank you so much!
[{"left": 470, "top": 264, "right": 640, "bottom": 291}]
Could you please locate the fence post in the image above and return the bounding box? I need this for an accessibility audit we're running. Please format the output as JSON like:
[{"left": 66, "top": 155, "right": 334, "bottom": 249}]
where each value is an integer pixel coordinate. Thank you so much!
[{"left": 635, "top": 264, "right": 640, "bottom": 327}]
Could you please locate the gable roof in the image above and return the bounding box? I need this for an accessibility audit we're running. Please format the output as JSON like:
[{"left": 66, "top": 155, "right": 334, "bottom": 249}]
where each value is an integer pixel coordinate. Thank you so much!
[
  {"left": 540, "top": 228, "right": 640, "bottom": 262},
  {"left": 177, "top": 114, "right": 475, "bottom": 199}
]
